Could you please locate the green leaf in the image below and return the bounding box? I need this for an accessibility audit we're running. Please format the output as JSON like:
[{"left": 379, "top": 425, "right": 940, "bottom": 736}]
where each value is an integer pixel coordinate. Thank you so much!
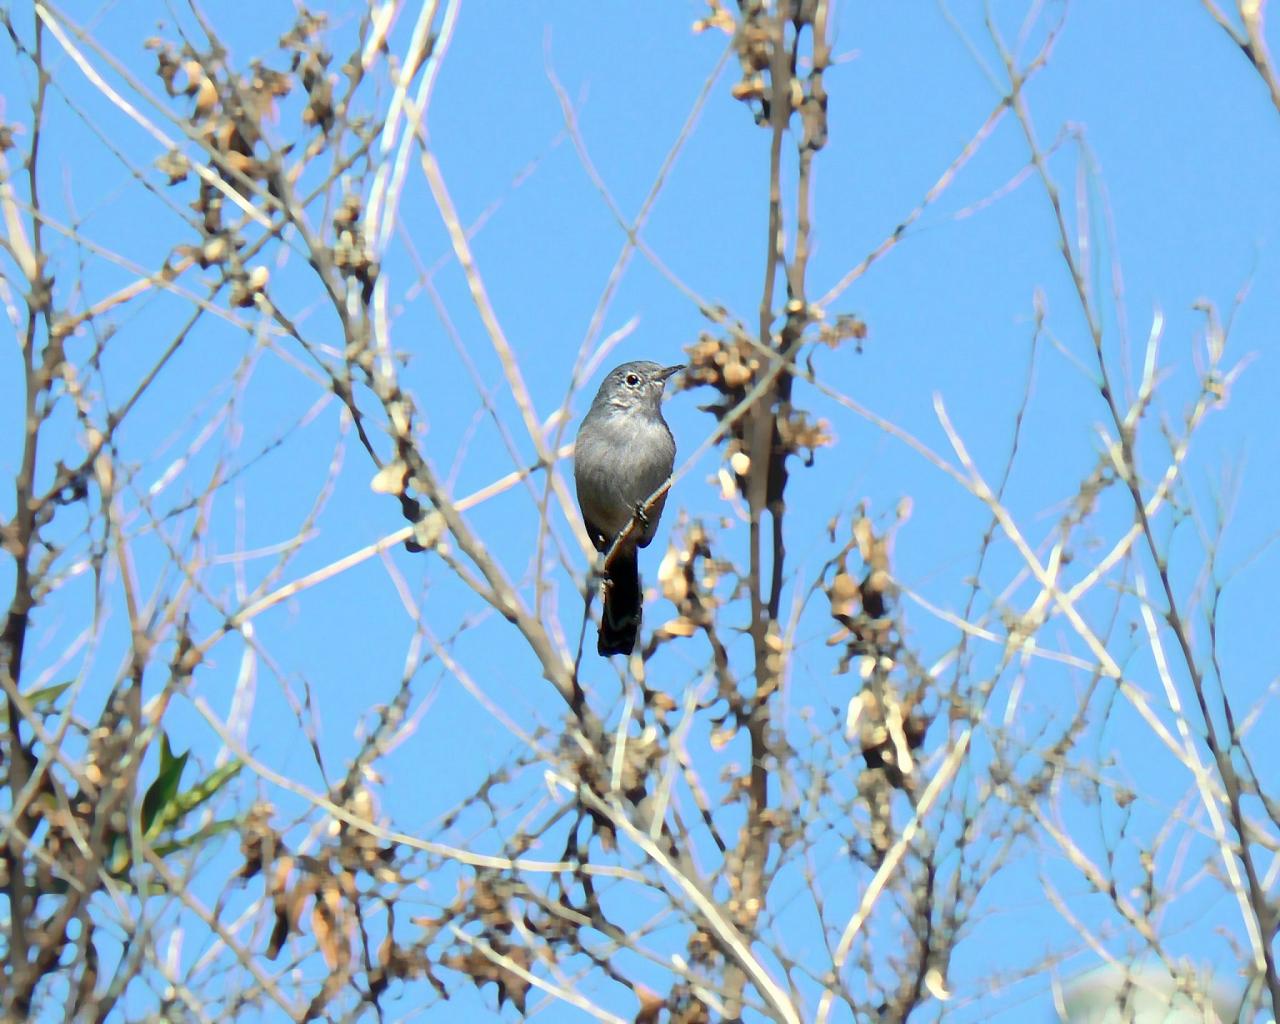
[
  {"left": 141, "top": 733, "right": 189, "bottom": 838},
  {"left": 144, "top": 755, "right": 243, "bottom": 841},
  {"left": 149, "top": 817, "right": 240, "bottom": 859},
  {"left": 169, "top": 759, "right": 243, "bottom": 820},
  {"left": 108, "top": 831, "right": 132, "bottom": 877},
  {"left": 21, "top": 681, "right": 72, "bottom": 710}
]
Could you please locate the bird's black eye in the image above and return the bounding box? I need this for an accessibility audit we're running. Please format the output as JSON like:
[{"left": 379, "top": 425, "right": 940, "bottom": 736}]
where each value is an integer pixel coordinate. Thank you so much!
[{"left": 625, "top": 373, "right": 641, "bottom": 387}]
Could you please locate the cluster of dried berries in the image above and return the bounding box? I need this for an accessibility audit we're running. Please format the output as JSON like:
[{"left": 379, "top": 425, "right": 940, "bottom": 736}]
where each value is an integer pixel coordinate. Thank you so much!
[
  {"left": 146, "top": 11, "right": 350, "bottom": 311},
  {"left": 823, "top": 509, "right": 933, "bottom": 861},
  {"left": 694, "top": 0, "right": 829, "bottom": 149},
  {"left": 656, "top": 519, "right": 731, "bottom": 644},
  {"left": 681, "top": 327, "right": 837, "bottom": 497}
]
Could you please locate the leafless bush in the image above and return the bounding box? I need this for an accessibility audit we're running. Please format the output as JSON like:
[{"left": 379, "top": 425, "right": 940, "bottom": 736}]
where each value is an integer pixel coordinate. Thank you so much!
[{"left": 2, "top": 2, "right": 1277, "bottom": 1021}]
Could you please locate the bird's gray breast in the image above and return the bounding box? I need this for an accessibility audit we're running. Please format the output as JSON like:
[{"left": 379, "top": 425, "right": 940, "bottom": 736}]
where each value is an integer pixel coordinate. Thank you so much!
[{"left": 575, "top": 404, "right": 675, "bottom": 544}]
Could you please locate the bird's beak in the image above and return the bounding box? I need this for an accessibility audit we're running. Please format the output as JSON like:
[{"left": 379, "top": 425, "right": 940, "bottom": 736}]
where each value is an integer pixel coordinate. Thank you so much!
[{"left": 659, "top": 364, "right": 684, "bottom": 383}]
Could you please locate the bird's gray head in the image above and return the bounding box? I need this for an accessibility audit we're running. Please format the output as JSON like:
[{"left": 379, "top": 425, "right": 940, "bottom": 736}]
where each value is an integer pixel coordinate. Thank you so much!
[{"left": 590, "top": 360, "right": 683, "bottom": 414}]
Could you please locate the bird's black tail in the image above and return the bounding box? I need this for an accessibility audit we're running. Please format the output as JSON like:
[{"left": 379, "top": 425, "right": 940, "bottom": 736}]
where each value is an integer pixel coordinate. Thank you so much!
[{"left": 599, "top": 548, "right": 642, "bottom": 657}]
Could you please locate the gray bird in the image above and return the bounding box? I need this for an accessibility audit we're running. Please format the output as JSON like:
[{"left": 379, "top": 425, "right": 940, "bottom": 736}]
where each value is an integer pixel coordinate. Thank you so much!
[{"left": 574, "top": 360, "right": 683, "bottom": 656}]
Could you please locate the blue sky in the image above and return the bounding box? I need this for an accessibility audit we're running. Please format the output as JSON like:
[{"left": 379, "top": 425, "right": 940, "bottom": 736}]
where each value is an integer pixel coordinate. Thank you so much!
[{"left": 3, "top": 1, "right": 1279, "bottom": 1020}]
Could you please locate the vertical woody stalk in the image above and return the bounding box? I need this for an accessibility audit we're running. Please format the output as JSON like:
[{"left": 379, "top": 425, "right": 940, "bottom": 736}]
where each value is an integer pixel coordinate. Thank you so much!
[
  {"left": 725, "top": 1, "right": 829, "bottom": 1015},
  {"left": 2, "top": 12, "right": 51, "bottom": 1016}
]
